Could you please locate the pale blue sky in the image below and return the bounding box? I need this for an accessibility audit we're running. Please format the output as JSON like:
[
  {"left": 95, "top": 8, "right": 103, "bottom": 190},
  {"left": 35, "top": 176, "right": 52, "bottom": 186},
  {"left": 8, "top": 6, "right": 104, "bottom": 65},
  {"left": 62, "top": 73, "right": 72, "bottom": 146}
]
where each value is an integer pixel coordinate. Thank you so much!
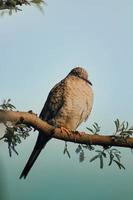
[{"left": 0, "top": 1, "right": 133, "bottom": 200}]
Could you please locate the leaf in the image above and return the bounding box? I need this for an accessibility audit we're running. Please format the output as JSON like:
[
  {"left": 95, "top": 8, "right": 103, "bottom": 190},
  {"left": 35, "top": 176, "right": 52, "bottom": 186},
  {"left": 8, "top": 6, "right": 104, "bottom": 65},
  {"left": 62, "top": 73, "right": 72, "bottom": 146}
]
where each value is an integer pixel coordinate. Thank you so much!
[
  {"left": 120, "top": 121, "right": 125, "bottom": 133},
  {"left": 9, "top": 9, "right": 12, "bottom": 15},
  {"left": 99, "top": 155, "right": 103, "bottom": 169},
  {"left": 126, "top": 130, "right": 133, "bottom": 135},
  {"left": 108, "top": 154, "right": 114, "bottom": 166},
  {"left": 94, "top": 122, "right": 100, "bottom": 131},
  {"left": 110, "top": 148, "right": 121, "bottom": 154},
  {"left": 31, "top": 0, "right": 45, "bottom": 4},
  {"left": 8, "top": 146, "right": 12, "bottom": 157},
  {"left": 75, "top": 145, "right": 82, "bottom": 154},
  {"left": 15, "top": 135, "right": 21, "bottom": 143},
  {"left": 125, "top": 121, "right": 129, "bottom": 130},
  {"left": 114, "top": 119, "right": 119, "bottom": 132},
  {"left": 114, "top": 153, "right": 121, "bottom": 162},
  {"left": 1, "top": 104, "right": 8, "bottom": 110},
  {"left": 7, "top": 99, "right": 11, "bottom": 103},
  {"left": 94, "top": 122, "right": 99, "bottom": 126},
  {"left": 86, "top": 127, "right": 94, "bottom": 133},
  {"left": 63, "top": 144, "right": 71, "bottom": 158},
  {"left": 31, "top": 0, "right": 45, "bottom": 13},
  {"left": 11, "top": 146, "right": 19, "bottom": 155},
  {"left": 3, "top": 99, "right": 6, "bottom": 104},
  {"left": 101, "top": 151, "right": 106, "bottom": 158},
  {"left": 66, "top": 150, "right": 71, "bottom": 158},
  {"left": 8, "top": 103, "right": 16, "bottom": 109},
  {"left": 90, "top": 154, "right": 99, "bottom": 162},
  {"left": 79, "top": 151, "right": 84, "bottom": 162},
  {"left": 95, "top": 150, "right": 103, "bottom": 154},
  {"left": 63, "top": 148, "right": 66, "bottom": 154},
  {"left": 113, "top": 160, "right": 125, "bottom": 170},
  {"left": 93, "top": 124, "right": 98, "bottom": 130}
]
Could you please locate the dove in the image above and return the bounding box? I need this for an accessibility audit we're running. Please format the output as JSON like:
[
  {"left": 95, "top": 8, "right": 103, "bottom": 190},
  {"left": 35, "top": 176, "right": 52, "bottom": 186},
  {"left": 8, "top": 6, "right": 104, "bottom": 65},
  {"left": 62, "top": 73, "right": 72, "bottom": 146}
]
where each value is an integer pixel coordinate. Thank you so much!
[{"left": 20, "top": 67, "right": 93, "bottom": 179}]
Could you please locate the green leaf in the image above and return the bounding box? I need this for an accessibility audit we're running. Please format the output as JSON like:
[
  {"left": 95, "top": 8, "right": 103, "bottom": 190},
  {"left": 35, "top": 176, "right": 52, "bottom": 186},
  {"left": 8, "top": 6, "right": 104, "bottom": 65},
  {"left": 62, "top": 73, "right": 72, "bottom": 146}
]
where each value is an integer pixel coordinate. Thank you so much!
[
  {"left": 66, "top": 150, "right": 71, "bottom": 158},
  {"left": 113, "top": 160, "right": 125, "bottom": 170},
  {"left": 114, "top": 153, "right": 121, "bottom": 162},
  {"left": 110, "top": 148, "right": 121, "bottom": 154},
  {"left": 120, "top": 121, "right": 125, "bottom": 132},
  {"left": 99, "top": 155, "right": 103, "bottom": 169},
  {"left": 75, "top": 145, "right": 82, "bottom": 154},
  {"left": 101, "top": 151, "right": 106, "bottom": 158},
  {"left": 95, "top": 150, "right": 103, "bottom": 154},
  {"left": 125, "top": 121, "right": 129, "bottom": 130},
  {"left": 8, "top": 103, "right": 16, "bottom": 109},
  {"left": 94, "top": 122, "right": 100, "bottom": 131},
  {"left": 90, "top": 154, "right": 99, "bottom": 162},
  {"left": 86, "top": 127, "right": 94, "bottom": 133},
  {"left": 93, "top": 124, "right": 98, "bottom": 130},
  {"left": 108, "top": 154, "right": 114, "bottom": 166},
  {"left": 114, "top": 119, "right": 119, "bottom": 132},
  {"left": 79, "top": 151, "right": 84, "bottom": 162},
  {"left": 7, "top": 99, "right": 11, "bottom": 103},
  {"left": 63, "top": 148, "right": 66, "bottom": 154}
]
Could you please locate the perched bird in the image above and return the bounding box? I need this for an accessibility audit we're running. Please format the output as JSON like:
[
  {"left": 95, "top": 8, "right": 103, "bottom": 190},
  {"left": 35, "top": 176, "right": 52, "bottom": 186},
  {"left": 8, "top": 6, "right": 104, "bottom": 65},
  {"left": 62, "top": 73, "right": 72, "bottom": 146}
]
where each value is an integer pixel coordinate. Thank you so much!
[{"left": 20, "top": 67, "right": 93, "bottom": 179}]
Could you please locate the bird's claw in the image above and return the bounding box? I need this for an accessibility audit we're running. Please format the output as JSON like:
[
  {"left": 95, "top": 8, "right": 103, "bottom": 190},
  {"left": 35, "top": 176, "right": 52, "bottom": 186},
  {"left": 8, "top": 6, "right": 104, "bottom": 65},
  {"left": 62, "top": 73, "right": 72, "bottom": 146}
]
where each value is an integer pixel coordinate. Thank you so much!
[
  {"left": 73, "top": 131, "right": 83, "bottom": 136},
  {"left": 60, "top": 127, "right": 71, "bottom": 137}
]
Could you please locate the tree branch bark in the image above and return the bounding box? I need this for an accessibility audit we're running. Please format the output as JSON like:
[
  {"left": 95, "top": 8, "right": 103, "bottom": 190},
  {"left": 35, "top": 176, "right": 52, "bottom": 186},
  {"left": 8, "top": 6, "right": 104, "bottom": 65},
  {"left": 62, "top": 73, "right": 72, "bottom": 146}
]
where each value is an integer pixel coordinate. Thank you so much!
[{"left": 0, "top": 109, "right": 133, "bottom": 148}]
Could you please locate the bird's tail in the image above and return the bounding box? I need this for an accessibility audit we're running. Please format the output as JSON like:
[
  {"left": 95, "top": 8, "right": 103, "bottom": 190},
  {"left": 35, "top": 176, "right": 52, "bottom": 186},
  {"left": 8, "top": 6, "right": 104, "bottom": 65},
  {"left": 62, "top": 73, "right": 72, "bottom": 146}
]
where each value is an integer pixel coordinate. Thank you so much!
[{"left": 19, "top": 133, "right": 50, "bottom": 179}]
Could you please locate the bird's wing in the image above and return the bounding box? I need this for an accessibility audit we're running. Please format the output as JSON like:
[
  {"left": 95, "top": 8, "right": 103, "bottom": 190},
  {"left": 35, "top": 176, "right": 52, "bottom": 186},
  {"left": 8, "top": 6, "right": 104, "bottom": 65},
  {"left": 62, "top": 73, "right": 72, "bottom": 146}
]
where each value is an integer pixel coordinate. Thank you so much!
[
  {"left": 39, "top": 80, "right": 65, "bottom": 123},
  {"left": 20, "top": 79, "right": 65, "bottom": 179}
]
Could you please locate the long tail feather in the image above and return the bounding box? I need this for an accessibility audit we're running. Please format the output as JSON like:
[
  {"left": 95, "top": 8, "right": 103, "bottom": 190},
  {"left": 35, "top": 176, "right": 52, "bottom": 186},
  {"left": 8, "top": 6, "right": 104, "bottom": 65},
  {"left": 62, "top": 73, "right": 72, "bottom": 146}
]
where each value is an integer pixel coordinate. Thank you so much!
[{"left": 19, "top": 133, "right": 50, "bottom": 179}]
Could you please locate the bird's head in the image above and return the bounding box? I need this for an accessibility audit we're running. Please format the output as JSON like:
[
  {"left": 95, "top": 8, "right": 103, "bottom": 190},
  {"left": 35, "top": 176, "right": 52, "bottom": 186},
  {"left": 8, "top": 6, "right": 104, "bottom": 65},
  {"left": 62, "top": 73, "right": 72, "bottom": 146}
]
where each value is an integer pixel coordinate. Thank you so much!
[{"left": 69, "top": 67, "right": 92, "bottom": 86}]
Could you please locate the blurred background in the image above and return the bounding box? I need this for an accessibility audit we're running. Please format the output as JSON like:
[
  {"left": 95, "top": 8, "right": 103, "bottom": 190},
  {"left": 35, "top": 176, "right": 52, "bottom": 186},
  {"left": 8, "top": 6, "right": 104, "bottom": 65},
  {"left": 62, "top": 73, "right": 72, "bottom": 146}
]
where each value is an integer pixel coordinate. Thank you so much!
[{"left": 0, "top": 0, "right": 133, "bottom": 199}]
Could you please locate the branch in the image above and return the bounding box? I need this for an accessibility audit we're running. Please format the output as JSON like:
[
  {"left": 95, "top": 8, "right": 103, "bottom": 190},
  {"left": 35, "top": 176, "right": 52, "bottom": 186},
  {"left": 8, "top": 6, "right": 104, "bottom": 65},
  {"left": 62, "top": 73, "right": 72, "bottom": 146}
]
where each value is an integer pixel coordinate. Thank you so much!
[
  {"left": 0, "top": 0, "right": 45, "bottom": 14},
  {"left": 0, "top": 109, "right": 133, "bottom": 149}
]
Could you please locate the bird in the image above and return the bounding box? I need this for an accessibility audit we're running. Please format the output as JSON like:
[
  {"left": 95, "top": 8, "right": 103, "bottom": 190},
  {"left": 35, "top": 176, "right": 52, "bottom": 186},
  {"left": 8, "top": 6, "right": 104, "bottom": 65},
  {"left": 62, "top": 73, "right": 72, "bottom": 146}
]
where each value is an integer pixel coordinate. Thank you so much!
[{"left": 19, "top": 67, "right": 93, "bottom": 179}]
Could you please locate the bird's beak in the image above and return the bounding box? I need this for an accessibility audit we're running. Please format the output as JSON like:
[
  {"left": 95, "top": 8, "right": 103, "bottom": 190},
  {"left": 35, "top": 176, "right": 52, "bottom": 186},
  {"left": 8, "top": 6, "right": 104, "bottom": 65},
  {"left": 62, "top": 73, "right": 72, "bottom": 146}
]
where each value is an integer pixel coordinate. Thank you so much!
[{"left": 87, "top": 80, "right": 92, "bottom": 86}]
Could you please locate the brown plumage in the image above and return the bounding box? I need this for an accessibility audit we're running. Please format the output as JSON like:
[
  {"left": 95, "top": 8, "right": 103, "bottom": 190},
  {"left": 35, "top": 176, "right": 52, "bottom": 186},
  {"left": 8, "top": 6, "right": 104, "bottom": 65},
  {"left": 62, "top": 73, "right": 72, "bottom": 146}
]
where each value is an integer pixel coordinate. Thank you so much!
[{"left": 20, "top": 67, "right": 93, "bottom": 179}]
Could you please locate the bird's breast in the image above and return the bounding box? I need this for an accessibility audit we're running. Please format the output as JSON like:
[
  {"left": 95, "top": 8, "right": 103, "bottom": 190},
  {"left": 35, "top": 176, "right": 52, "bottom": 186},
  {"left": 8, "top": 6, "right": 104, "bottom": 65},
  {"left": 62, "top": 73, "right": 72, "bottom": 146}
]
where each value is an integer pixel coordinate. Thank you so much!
[{"left": 51, "top": 76, "right": 93, "bottom": 130}]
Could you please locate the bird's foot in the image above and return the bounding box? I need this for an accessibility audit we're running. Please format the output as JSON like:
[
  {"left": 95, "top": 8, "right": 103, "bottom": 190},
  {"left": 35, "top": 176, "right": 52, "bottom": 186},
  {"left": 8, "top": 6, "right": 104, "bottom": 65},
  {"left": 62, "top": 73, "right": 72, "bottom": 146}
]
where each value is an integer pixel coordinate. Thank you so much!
[
  {"left": 72, "top": 131, "right": 83, "bottom": 142},
  {"left": 73, "top": 130, "right": 83, "bottom": 136},
  {"left": 60, "top": 127, "right": 71, "bottom": 137}
]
